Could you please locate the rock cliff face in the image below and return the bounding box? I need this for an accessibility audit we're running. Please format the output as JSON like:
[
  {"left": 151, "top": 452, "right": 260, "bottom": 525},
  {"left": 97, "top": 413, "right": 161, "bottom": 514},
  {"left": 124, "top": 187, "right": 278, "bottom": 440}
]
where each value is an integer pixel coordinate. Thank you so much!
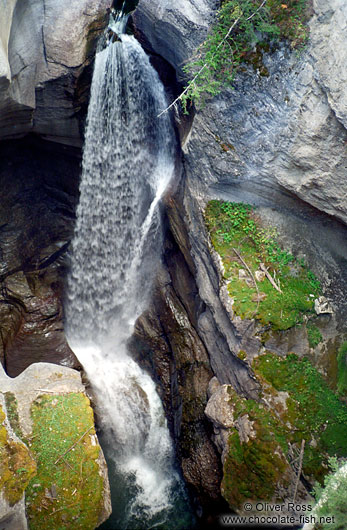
[
  {"left": 0, "top": 137, "right": 80, "bottom": 376},
  {"left": 135, "top": 0, "right": 347, "bottom": 224},
  {"left": 0, "top": 0, "right": 112, "bottom": 146},
  {"left": 134, "top": 0, "right": 218, "bottom": 77},
  {"left": 134, "top": 0, "right": 347, "bottom": 515}
]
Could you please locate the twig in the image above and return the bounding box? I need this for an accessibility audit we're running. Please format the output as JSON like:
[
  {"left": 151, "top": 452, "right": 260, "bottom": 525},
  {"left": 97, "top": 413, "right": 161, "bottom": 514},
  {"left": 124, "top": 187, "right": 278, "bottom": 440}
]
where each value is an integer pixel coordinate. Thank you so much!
[
  {"left": 54, "top": 426, "right": 93, "bottom": 465},
  {"left": 292, "top": 439, "right": 305, "bottom": 503},
  {"left": 62, "top": 458, "right": 73, "bottom": 471},
  {"left": 232, "top": 247, "right": 260, "bottom": 317},
  {"left": 37, "top": 389, "right": 63, "bottom": 393},
  {"left": 50, "top": 503, "right": 78, "bottom": 516},
  {"left": 247, "top": 0, "right": 267, "bottom": 22},
  {"left": 259, "top": 263, "right": 282, "bottom": 293}
]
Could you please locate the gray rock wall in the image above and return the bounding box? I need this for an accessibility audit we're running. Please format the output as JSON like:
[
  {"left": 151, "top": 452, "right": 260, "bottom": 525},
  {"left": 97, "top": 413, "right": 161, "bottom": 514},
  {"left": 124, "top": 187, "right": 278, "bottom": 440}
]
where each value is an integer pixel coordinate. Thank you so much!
[
  {"left": 181, "top": 0, "right": 347, "bottom": 224},
  {"left": 0, "top": 0, "right": 16, "bottom": 82},
  {"left": 0, "top": 137, "right": 81, "bottom": 376},
  {"left": 134, "top": 0, "right": 218, "bottom": 76},
  {"left": 135, "top": 0, "right": 347, "bottom": 224},
  {"left": 0, "top": 0, "right": 112, "bottom": 145}
]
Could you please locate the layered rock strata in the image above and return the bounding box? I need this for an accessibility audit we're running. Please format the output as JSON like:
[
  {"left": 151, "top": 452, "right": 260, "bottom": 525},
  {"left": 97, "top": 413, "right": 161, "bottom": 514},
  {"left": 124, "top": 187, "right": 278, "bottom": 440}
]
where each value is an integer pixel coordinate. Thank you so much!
[{"left": 0, "top": 0, "right": 112, "bottom": 146}]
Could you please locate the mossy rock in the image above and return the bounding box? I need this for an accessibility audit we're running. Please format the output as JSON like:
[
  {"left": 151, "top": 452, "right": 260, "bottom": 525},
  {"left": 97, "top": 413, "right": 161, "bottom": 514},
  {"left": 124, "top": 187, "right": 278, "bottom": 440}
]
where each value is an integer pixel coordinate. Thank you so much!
[
  {"left": 253, "top": 353, "right": 347, "bottom": 482},
  {"left": 205, "top": 200, "right": 321, "bottom": 331},
  {"left": 25, "top": 393, "right": 105, "bottom": 530},
  {"left": 218, "top": 350, "right": 347, "bottom": 509},
  {"left": 221, "top": 389, "right": 289, "bottom": 509},
  {"left": 4, "top": 392, "right": 23, "bottom": 439},
  {"left": 0, "top": 404, "right": 37, "bottom": 506},
  {"left": 222, "top": 430, "right": 289, "bottom": 508}
]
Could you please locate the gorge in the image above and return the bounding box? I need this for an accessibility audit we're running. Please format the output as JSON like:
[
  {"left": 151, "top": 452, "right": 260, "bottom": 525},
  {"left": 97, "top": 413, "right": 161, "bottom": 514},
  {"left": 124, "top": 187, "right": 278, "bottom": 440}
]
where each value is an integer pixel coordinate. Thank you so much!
[{"left": 0, "top": 0, "right": 346, "bottom": 529}]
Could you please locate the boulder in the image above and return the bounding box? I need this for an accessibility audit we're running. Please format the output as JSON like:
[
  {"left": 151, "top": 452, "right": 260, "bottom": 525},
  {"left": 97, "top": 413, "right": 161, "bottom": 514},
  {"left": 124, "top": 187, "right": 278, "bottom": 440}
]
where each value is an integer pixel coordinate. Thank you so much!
[
  {"left": 314, "top": 296, "right": 334, "bottom": 315},
  {"left": 0, "top": 362, "right": 112, "bottom": 528}
]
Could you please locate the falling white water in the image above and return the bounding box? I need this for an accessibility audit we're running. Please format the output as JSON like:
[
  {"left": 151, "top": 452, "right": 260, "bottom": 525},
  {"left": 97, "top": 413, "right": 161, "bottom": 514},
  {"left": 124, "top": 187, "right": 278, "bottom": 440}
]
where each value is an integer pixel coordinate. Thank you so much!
[{"left": 65, "top": 13, "right": 180, "bottom": 525}]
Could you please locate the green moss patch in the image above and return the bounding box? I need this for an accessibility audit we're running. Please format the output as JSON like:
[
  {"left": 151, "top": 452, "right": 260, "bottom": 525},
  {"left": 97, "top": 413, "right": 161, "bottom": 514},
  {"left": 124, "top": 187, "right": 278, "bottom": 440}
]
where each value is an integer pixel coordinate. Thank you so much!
[
  {"left": 222, "top": 353, "right": 347, "bottom": 508},
  {"left": 253, "top": 353, "right": 347, "bottom": 481},
  {"left": 205, "top": 200, "right": 321, "bottom": 330},
  {"left": 0, "top": 404, "right": 36, "bottom": 506},
  {"left": 26, "top": 393, "right": 104, "bottom": 530}
]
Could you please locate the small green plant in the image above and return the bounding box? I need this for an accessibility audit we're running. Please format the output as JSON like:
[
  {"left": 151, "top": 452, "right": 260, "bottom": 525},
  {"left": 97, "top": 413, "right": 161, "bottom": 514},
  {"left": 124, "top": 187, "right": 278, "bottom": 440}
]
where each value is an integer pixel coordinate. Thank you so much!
[
  {"left": 312, "top": 457, "right": 347, "bottom": 529},
  {"left": 337, "top": 342, "right": 347, "bottom": 397},
  {"left": 307, "top": 323, "right": 323, "bottom": 348}
]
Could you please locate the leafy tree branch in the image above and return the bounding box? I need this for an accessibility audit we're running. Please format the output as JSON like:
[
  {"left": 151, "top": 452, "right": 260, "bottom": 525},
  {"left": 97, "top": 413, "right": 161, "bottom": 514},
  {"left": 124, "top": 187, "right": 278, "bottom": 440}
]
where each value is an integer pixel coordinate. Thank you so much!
[{"left": 159, "top": 0, "right": 309, "bottom": 116}]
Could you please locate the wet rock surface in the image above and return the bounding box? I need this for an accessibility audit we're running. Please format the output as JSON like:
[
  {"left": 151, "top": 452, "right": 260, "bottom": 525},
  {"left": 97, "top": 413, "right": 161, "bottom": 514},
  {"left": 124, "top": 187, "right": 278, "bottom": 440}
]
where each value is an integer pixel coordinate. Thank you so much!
[
  {"left": 0, "top": 0, "right": 346, "bottom": 523},
  {"left": 132, "top": 0, "right": 347, "bottom": 513},
  {"left": 133, "top": 250, "right": 224, "bottom": 506},
  {"left": 0, "top": 137, "right": 80, "bottom": 376}
]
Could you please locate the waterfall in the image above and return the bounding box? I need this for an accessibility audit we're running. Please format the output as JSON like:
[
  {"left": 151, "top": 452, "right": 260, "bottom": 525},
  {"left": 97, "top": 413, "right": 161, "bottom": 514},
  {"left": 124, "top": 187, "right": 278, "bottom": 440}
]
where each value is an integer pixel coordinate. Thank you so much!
[
  {"left": 66, "top": 32, "right": 175, "bottom": 343},
  {"left": 64, "top": 10, "right": 187, "bottom": 528}
]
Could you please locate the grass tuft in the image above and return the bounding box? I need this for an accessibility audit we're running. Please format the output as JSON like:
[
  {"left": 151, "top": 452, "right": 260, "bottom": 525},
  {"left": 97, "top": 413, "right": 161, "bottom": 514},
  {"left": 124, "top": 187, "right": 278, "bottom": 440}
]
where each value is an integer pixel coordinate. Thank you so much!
[{"left": 307, "top": 323, "right": 323, "bottom": 348}]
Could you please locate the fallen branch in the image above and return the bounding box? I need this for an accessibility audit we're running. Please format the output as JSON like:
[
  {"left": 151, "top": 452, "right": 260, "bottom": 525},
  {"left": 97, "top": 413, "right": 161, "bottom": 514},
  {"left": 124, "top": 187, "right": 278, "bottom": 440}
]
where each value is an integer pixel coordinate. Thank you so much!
[
  {"left": 292, "top": 439, "right": 305, "bottom": 503},
  {"left": 54, "top": 426, "right": 93, "bottom": 465},
  {"left": 232, "top": 247, "right": 260, "bottom": 317},
  {"left": 259, "top": 263, "right": 282, "bottom": 293},
  {"left": 37, "top": 389, "right": 63, "bottom": 393}
]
